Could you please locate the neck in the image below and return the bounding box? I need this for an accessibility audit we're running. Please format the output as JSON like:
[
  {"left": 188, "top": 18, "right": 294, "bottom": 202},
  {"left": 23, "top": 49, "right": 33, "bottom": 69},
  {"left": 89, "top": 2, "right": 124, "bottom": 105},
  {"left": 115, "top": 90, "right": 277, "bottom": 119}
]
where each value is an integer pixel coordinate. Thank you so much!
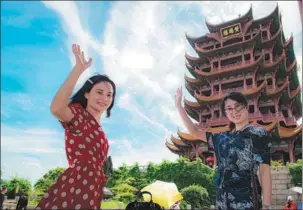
[
  {"left": 86, "top": 106, "right": 102, "bottom": 122},
  {"left": 235, "top": 119, "right": 250, "bottom": 131}
]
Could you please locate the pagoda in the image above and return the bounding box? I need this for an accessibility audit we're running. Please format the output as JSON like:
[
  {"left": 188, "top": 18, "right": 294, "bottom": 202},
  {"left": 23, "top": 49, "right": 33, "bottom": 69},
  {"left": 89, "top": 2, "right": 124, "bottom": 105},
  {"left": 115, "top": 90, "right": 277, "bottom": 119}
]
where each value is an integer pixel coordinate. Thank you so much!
[{"left": 166, "top": 4, "right": 302, "bottom": 165}]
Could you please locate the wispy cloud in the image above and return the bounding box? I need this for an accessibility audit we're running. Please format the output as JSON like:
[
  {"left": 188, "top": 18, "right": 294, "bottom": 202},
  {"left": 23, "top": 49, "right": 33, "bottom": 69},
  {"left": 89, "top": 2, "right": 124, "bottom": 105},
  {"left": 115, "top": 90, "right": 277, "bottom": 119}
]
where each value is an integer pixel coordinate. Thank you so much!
[{"left": 1, "top": 123, "right": 67, "bottom": 184}]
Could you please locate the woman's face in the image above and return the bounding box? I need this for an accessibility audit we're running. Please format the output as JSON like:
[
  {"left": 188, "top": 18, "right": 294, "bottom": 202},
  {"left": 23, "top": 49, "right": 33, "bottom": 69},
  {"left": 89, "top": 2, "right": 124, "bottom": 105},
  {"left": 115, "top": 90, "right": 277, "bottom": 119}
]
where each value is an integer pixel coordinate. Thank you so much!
[
  {"left": 85, "top": 81, "right": 114, "bottom": 113},
  {"left": 224, "top": 98, "right": 248, "bottom": 124}
]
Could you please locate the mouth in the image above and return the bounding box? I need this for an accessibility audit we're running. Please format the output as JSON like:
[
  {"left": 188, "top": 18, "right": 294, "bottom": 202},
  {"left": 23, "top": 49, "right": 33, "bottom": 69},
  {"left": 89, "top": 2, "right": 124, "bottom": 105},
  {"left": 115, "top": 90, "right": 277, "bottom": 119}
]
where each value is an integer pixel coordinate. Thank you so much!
[
  {"left": 97, "top": 102, "right": 108, "bottom": 107},
  {"left": 233, "top": 115, "right": 241, "bottom": 120}
]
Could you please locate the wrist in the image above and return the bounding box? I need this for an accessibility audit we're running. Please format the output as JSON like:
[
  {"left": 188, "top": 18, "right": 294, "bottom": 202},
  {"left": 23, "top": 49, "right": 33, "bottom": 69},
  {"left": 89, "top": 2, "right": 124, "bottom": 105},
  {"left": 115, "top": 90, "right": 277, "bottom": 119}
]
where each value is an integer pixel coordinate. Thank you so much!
[{"left": 72, "top": 66, "right": 84, "bottom": 73}]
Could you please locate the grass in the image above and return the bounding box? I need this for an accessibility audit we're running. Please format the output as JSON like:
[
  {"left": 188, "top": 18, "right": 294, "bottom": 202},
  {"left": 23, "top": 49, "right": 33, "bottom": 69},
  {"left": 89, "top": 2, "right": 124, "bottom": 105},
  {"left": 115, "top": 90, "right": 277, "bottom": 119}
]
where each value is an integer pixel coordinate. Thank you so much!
[{"left": 101, "top": 200, "right": 126, "bottom": 209}]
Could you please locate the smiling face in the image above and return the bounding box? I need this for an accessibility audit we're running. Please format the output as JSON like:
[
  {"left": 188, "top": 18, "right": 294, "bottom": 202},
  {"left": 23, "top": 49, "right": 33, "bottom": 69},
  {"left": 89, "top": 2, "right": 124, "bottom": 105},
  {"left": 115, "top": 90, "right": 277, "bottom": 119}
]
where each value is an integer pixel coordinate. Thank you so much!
[
  {"left": 85, "top": 81, "right": 114, "bottom": 113},
  {"left": 224, "top": 98, "right": 248, "bottom": 124}
]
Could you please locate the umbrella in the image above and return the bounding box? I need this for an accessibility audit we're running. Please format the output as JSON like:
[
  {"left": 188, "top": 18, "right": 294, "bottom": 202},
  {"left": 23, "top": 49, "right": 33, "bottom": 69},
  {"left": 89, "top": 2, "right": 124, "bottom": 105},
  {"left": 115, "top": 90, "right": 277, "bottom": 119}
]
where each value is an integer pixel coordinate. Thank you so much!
[
  {"left": 141, "top": 180, "right": 183, "bottom": 209},
  {"left": 289, "top": 186, "right": 302, "bottom": 194}
]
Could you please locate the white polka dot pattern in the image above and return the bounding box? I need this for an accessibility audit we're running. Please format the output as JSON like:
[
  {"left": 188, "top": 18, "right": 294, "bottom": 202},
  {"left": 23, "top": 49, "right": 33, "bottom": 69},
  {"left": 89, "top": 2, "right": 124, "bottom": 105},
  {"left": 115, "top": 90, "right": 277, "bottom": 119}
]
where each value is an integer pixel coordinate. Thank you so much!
[{"left": 35, "top": 103, "right": 109, "bottom": 209}]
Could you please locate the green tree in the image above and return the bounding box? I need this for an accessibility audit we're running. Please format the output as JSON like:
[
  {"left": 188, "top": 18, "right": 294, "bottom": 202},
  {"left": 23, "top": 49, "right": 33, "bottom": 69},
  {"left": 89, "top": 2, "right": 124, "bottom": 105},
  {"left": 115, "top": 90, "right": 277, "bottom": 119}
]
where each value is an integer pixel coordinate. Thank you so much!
[
  {"left": 4, "top": 176, "right": 31, "bottom": 199},
  {"left": 287, "top": 159, "right": 302, "bottom": 186},
  {"left": 34, "top": 167, "right": 65, "bottom": 192},
  {"left": 181, "top": 184, "right": 210, "bottom": 209}
]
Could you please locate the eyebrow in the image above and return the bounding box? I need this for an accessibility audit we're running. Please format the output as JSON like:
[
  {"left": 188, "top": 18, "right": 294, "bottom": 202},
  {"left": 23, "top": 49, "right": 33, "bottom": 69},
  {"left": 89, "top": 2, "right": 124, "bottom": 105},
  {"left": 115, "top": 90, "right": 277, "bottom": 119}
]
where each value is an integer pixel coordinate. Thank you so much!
[{"left": 96, "top": 89, "right": 113, "bottom": 94}]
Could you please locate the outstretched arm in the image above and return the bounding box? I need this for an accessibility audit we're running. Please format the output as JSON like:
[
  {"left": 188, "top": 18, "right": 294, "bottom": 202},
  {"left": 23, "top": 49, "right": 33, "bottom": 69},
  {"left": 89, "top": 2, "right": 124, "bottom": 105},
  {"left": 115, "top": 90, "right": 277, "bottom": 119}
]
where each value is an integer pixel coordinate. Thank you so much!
[
  {"left": 50, "top": 44, "right": 92, "bottom": 122},
  {"left": 175, "top": 87, "right": 206, "bottom": 141}
]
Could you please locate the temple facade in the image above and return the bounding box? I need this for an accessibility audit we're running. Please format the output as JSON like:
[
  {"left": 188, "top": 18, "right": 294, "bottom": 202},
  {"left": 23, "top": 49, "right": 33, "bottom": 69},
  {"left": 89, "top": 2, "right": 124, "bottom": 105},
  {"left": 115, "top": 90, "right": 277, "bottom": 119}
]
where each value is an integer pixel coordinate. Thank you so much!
[{"left": 166, "top": 4, "right": 302, "bottom": 165}]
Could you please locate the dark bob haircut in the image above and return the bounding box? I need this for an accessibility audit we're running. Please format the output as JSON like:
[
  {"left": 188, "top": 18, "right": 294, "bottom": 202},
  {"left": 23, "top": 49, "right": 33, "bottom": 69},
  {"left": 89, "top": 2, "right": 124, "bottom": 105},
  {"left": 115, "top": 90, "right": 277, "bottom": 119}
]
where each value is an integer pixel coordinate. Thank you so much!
[
  {"left": 69, "top": 74, "right": 116, "bottom": 118},
  {"left": 221, "top": 92, "right": 248, "bottom": 130}
]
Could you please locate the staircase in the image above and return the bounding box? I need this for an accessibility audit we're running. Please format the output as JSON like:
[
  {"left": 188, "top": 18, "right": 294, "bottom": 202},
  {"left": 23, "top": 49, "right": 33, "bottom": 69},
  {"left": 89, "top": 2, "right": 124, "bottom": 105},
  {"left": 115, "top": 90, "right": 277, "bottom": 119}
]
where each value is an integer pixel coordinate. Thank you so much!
[{"left": 271, "top": 166, "right": 301, "bottom": 206}]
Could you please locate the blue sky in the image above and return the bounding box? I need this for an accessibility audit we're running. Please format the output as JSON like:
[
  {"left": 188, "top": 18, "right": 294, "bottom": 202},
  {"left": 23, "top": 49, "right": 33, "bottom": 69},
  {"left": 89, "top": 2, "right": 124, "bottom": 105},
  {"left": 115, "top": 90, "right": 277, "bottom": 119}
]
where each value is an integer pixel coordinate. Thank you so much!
[{"left": 1, "top": 1, "right": 302, "bottom": 185}]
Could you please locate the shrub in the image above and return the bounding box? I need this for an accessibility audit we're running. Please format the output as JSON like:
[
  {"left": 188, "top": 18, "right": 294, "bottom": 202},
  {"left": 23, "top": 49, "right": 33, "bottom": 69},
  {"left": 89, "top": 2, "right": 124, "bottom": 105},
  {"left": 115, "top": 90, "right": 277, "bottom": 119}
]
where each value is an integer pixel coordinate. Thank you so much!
[
  {"left": 287, "top": 159, "right": 302, "bottom": 186},
  {"left": 180, "top": 184, "right": 210, "bottom": 209}
]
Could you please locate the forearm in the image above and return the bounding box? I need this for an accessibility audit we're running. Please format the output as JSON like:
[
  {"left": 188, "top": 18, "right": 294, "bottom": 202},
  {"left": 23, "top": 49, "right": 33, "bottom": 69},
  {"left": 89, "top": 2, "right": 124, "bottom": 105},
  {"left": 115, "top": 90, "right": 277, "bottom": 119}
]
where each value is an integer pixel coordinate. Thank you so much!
[
  {"left": 50, "top": 67, "right": 82, "bottom": 113},
  {"left": 177, "top": 106, "right": 206, "bottom": 140},
  {"left": 260, "top": 165, "right": 272, "bottom": 206}
]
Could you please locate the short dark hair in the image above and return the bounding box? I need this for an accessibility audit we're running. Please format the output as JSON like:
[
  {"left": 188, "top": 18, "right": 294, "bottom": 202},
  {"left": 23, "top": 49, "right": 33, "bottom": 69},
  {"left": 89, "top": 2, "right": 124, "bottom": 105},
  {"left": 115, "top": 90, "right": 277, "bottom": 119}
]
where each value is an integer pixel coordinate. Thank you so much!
[{"left": 69, "top": 74, "right": 116, "bottom": 118}]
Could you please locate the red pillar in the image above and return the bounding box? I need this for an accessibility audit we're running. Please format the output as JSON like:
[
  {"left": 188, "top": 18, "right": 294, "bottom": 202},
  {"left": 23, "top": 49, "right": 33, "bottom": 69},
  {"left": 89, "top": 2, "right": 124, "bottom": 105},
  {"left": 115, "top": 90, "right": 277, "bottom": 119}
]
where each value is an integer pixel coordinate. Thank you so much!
[{"left": 299, "top": 0, "right": 302, "bottom": 25}]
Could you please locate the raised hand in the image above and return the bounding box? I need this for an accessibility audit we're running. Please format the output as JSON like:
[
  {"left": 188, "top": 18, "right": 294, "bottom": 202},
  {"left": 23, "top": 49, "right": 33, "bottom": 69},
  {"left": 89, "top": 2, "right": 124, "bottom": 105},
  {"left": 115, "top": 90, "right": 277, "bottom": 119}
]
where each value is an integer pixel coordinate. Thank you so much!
[
  {"left": 175, "top": 86, "right": 183, "bottom": 109},
  {"left": 72, "top": 44, "right": 93, "bottom": 71}
]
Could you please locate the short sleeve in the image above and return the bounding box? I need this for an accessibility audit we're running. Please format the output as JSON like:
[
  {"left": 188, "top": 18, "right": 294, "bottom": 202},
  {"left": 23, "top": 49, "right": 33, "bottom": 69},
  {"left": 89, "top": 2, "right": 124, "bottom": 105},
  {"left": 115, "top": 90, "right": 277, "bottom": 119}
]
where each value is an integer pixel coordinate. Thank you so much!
[
  {"left": 60, "top": 103, "right": 84, "bottom": 133},
  {"left": 206, "top": 132, "right": 216, "bottom": 151},
  {"left": 252, "top": 129, "right": 272, "bottom": 165}
]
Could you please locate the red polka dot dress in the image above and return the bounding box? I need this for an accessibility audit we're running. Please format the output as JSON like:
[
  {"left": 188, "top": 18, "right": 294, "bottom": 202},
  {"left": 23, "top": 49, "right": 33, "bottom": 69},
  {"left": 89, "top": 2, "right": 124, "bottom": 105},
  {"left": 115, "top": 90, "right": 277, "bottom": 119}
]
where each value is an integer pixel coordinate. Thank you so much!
[{"left": 35, "top": 103, "right": 109, "bottom": 210}]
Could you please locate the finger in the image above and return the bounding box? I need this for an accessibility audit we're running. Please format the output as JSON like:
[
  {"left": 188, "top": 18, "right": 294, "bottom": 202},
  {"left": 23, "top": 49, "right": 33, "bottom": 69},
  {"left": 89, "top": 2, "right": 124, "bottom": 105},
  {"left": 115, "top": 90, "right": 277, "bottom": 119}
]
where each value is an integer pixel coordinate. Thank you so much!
[
  {"left": 77, "top": 45, "right": 80, "bottom": 54},
  {"left": 81, "top": 51, "right": 85, "bottom": 62},
  {"left": 87, "top": 58, "right": 93, "bottom": 65}
]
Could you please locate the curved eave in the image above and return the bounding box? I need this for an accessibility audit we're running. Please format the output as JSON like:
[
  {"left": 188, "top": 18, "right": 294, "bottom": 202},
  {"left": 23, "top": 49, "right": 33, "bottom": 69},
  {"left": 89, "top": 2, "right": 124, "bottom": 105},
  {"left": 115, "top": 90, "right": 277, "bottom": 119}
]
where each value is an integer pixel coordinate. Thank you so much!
[
  {"left": 185, "top": 63, "right": 197, "bottom": 78},
  {"left": 205, "top": 4, "right": 253, "bottom": 33},
  {"left": 195, "top": 28, "right": 261, "bottom": 56},
  {"left": 252, "top": 3, "right": 279, "bottom": 26},
  {"left": 185, "top": 33, "right": 210, "bottom": 49},
  {"left": 207, "top": 125, "right": 230, "bottom": 134},
  {"left": 165, "top": 141, "right": 181, "bottom": 154},
  {"left": 278, "top": 124, "right": 302, "bottom": 138},
  {"left": 259, "top": 25, "right": 282, "bottom": 49},
  {"left": 185, "top": 83, "right": 195, "bottom": 97},
  {"left": 171, "top": 135, "right": 189, "bottom": 147},
  {"left": 266, "top": 79, "right": 289, "bottom": 97},
  {"left": 289, "top": 86, "right": 302, "bottom": 100},
  {"left": 264, "top": 53, "right": 285, "bottom": 71},
  {"left": 184, "top": 98, "right": 200, "bottom": 109},
  {"left": 195, "top": 80, "right": 267, "bottom": 103},
  {"left": 184, "top": 74, "right": 204, "bottom": 85},
  {"left": 286, "top": 60, "right": 297, "bottom": 75},
  {"left": 185, "top": 53, "right": 207, "bottom": 66},
  {"left": 195, "top": 54, "right": 263, "bottom": 79},
  {"left": 177, "top": 129, "right": 203, "bottom": 142},
  {"left": 283, "top": 35, "right": 293, "bottom": 49},
  {"left": 251, "top": 120, "right": 278, "bottom": 131}
]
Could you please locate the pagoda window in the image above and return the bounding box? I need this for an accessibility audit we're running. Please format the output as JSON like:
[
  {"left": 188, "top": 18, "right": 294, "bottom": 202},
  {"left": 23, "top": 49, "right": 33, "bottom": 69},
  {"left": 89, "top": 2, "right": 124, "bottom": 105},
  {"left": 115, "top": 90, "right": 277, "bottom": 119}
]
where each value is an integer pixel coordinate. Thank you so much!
[
  {"left": 223, "top": 37, "right": 242, "bottom": 47},
  {"left": 213, "top": 61, "right": 219, "bottom": 69},
  {"left": 264, "top": 53, "right": 270, "bottom": 63},
  {"left": 262, "top": 31, "right": 268, "bottom": 40},
  {"left": 203, "top": 67, "right": 211, "bottom": 73},
  {"left": 282, "top": 109, "right": 289, "bottom": 118},
  {"left": 246, "top": 78, "right": 253, "bottom": 85},
  {"left": 244, "top": 34, "right": 251, "bottom": 40},
  {"left": 254, "top": 54, "right": 261, "bottom": 60},
  {"left": 249, "top": 105, "right": 255, "bottom": 113},
  {"left": 214, "top": 110, "right": 220, "bottom": 118},
  {"left": 267, "top": 78, "right": 273, "bottom": 86},
  {"left": 221, "top": 56, "right": 242, "bottom": 67},
  {"left": 244, "top": 53, "right": 251, "bottom": 61}
]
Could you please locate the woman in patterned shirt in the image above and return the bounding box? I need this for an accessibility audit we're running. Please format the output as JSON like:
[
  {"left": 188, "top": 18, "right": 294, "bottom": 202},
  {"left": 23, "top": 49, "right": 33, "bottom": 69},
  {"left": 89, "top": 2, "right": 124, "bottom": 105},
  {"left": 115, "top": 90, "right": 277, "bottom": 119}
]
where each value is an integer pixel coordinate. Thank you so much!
[{"left": 175, "top": 88, "right": 272, "bottom": 210}]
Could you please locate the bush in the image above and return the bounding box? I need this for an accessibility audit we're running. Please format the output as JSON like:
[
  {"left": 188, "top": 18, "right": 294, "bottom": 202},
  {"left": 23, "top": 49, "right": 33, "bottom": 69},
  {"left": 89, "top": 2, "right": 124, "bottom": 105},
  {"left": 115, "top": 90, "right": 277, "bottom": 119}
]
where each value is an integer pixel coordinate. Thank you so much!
[
  {"left": 270, "top": 160, "right": 284, "bottom": 167},
  {"left": 287, "top": 159, "right": 302, "bottom": 186},
  {"left": 180, "top": 184, "right": 210, "bottom": 209}
]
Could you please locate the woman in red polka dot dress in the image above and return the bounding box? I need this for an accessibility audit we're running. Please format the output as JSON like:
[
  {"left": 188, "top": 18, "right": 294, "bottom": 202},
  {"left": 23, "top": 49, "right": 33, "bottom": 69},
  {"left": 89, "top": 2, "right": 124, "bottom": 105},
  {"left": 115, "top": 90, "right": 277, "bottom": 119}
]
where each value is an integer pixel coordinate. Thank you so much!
[{"left": 35, "top": 44, "right": 116, "bottom": 210}]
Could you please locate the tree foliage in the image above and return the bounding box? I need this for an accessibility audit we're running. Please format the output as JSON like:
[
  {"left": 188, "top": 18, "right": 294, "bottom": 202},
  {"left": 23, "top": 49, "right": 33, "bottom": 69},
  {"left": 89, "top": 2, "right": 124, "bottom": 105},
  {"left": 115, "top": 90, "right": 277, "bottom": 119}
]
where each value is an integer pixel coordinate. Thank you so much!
[
  {"left": 287, "top": 159, "right": 302, "bottom": 186},
  {"left": 34, "top": 167, "right": 65, "bottom": 192},
  {"left": 3, "top": 176, "right": 31, "bottom": 199},
  {"left": 181, "top": 184, "right": 210, "bottom": 209}
]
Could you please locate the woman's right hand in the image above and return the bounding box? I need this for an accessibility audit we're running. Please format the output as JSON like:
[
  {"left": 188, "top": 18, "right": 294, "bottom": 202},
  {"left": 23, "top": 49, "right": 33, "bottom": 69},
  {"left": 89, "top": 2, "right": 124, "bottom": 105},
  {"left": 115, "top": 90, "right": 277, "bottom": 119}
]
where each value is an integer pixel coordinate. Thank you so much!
[
  {"left": 72, "top": 44, "right": 93, "bottom": 71},
  {"left": 175, "top": 86, "right": 183, "bottom": 110}
]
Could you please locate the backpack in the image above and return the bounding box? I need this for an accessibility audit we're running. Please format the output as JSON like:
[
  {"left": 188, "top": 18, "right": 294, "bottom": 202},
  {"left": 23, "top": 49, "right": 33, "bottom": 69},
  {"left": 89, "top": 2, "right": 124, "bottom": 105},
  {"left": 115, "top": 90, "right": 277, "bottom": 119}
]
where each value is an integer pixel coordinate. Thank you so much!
[{"left": 125, "top": 191, "right": 164, "bottom": 210}]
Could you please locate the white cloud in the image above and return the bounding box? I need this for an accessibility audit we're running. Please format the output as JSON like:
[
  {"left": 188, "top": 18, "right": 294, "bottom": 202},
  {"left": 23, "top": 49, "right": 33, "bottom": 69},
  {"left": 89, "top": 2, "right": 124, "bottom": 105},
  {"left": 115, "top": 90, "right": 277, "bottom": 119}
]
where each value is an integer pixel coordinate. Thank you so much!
[
  {"left": 110, "top": 137, "right": 178, "bottom": 168},
  {"left": 1, "top": 124, "right": 67, "bottom": 185}
]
